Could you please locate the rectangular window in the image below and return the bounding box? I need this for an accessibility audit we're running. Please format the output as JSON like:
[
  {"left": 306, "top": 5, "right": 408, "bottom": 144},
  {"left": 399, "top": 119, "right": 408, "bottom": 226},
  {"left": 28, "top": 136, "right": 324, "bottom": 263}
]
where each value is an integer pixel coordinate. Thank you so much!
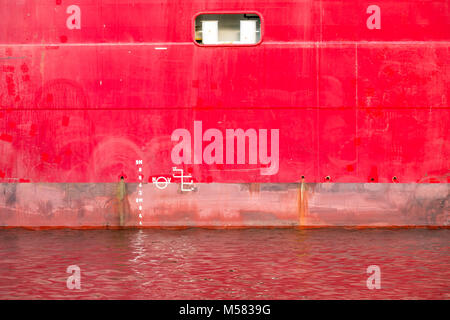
[{"left": 194, "top": 13, "right": 262, "bottom": 45}]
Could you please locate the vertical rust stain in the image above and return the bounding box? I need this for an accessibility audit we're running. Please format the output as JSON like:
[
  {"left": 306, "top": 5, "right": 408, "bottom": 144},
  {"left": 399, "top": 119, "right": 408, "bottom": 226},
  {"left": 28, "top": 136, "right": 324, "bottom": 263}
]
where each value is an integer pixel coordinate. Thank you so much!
[
  {"left": 116, "top": 177, "right": 127, "bottom": 226},
  {"left": 297, "top": 177, "right": 308, "bottom": 226},
  {"left": 249, "top": 183, "right": 260, "bottom": 195}
]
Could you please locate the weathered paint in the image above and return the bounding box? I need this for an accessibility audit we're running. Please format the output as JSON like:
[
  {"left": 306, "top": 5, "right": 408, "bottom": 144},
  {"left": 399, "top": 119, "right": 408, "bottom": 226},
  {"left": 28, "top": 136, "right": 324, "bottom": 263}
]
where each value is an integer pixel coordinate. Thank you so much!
[
  {"left": 0, "top": 0, "right": 449, "bottom": 227},
  {"left": 0, "top": 182, "right": 448, "bottom": 227}
]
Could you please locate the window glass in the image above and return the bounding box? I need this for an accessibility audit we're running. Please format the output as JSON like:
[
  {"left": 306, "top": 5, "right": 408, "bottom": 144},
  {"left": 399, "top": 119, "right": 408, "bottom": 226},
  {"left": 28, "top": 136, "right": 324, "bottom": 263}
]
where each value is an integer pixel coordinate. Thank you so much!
[{"left": 195, "top": 14, "right": 261, "bottom": 45}]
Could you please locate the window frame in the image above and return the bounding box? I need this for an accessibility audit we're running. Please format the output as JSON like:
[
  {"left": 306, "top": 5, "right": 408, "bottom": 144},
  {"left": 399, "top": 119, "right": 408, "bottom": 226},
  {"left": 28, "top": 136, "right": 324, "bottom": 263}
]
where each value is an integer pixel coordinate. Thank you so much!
[{"left": 192, "top": 11, "right": 264, "bottom": 47}]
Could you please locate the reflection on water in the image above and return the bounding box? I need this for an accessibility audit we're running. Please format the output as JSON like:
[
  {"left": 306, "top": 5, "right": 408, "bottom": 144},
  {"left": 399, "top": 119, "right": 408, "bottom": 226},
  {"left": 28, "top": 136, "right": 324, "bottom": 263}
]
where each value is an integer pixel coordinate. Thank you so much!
[{"left": 0, "top": 228, "right": 448, "bottom": 299}]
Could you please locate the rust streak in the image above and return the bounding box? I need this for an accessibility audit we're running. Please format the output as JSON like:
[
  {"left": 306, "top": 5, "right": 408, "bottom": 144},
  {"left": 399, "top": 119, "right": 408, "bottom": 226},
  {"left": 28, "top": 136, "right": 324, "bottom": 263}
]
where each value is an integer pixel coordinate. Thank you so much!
[
  {"left": 297, "top": 177, "right": 308, "bottom": 226},
  {"left": 116, "top": 177, "right": 126, "bottom": 227}
]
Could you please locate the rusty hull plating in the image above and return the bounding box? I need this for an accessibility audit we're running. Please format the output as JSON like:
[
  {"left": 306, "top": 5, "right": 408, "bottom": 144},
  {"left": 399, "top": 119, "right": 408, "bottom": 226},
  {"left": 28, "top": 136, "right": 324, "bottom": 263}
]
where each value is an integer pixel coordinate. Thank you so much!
[{"left": 0, "top": 0, "right": 449, "bottom": 227}]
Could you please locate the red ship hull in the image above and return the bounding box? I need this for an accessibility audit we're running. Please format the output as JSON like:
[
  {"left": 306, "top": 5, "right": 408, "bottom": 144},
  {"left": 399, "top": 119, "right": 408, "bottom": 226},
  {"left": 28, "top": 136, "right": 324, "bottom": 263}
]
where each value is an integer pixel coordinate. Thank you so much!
[{"left": 0, "top": 0, "right": 448, "bottom": 227}]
